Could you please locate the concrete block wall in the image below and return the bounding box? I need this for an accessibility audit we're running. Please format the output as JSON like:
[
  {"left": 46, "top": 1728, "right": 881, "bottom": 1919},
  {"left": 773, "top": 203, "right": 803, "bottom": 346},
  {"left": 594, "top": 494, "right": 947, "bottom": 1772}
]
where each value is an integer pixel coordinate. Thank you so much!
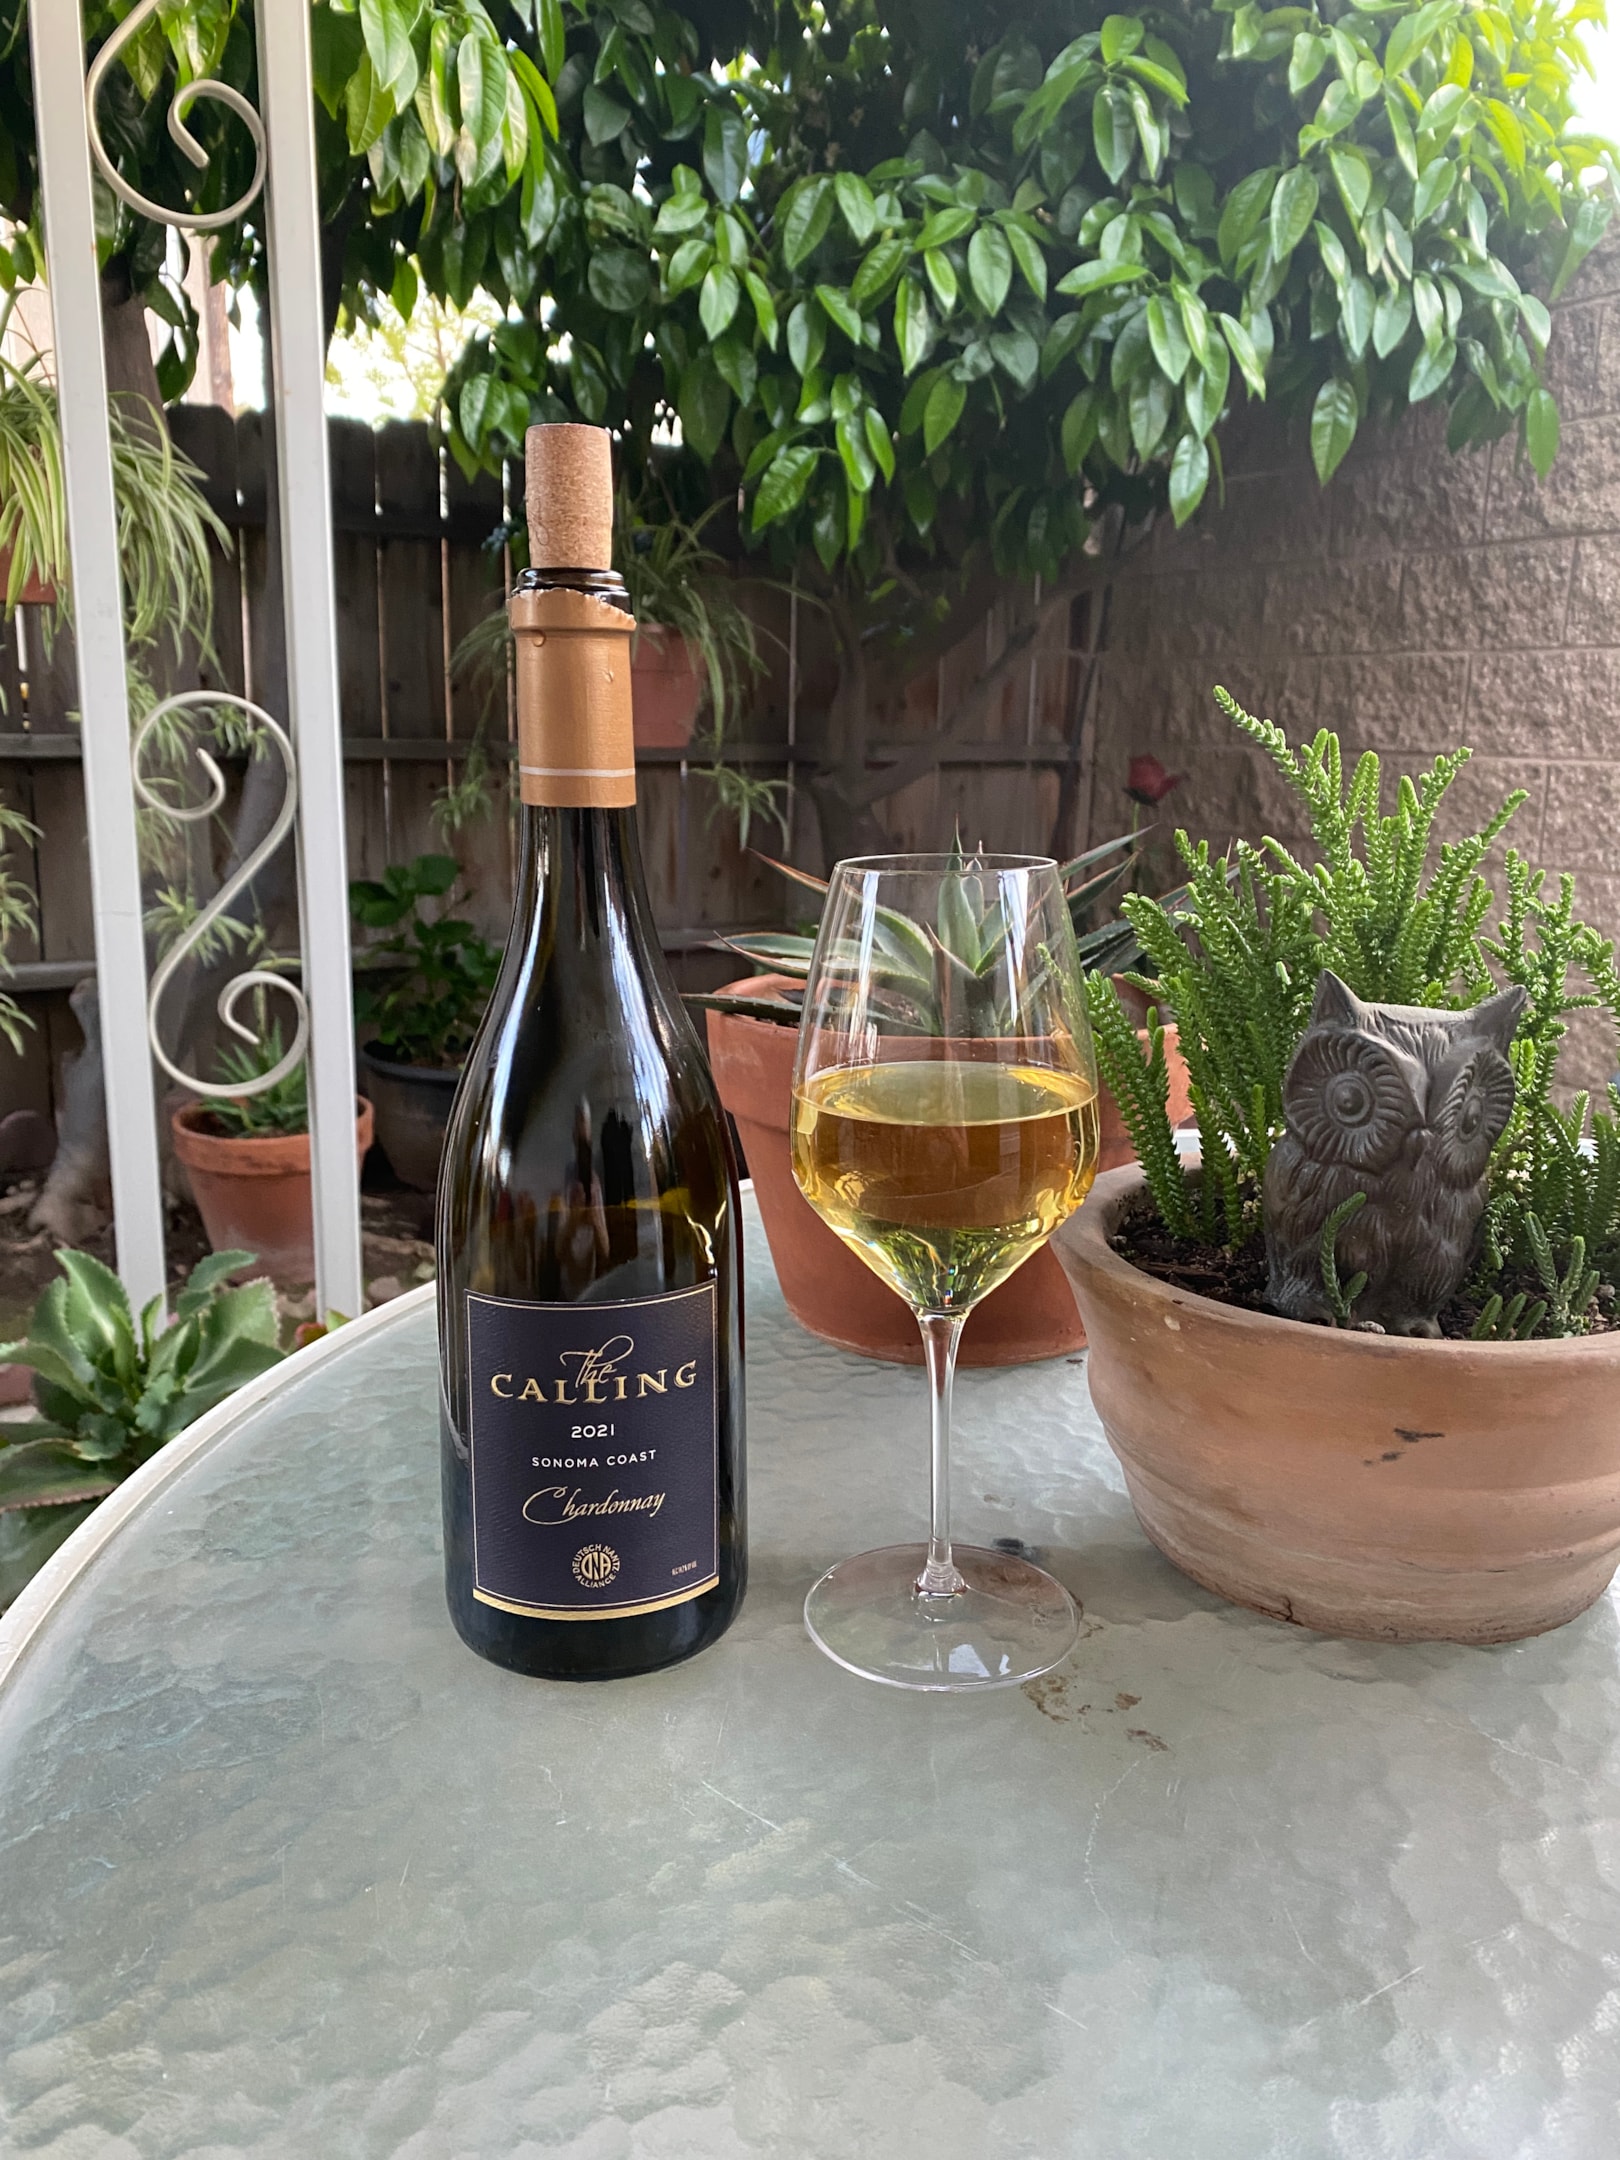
[{"left": 1084, "top": 234, "right": 1620, "bottom": 1086}]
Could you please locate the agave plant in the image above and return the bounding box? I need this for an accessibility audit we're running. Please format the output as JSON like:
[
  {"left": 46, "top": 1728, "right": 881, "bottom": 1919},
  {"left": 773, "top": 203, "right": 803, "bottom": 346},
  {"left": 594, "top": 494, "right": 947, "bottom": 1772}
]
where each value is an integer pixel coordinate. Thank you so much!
[{"left": 692, "top": 833, "right": 1160, "bottom": 1033}]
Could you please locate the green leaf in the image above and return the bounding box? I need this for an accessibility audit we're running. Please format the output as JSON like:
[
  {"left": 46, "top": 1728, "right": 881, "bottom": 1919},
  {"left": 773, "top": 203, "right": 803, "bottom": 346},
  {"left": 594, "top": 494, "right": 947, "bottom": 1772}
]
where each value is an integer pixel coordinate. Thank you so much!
[
  {"left": 1270, "top": 165, "right": 1320, "bottom": 261},
  {"left": 1146, "top": 294, "right": 1190, "bottom": 381},
  {"left": 923, "top": 247, "right": 958, "bottom": 312},
  {"left": 1339, "top": 272, "right": 1374, "bottom": 360},
  {"left": 589, "top": 246, "right": 651, "bottom": 313},
  {"left": 1384, "top": 93, "right": 1418, "bottom": 179},
  {"left": 703, "top": 104, "right": 746, "bottom": 206},
  {"left": 1551, "top": 196, "right": 1612, "bottom": 303},
  {"left": 744, "top": 270, "right": 779, "bottom": 349},
  {"left": 1525, "top": 386, "right": 1559, "bottom": 479},
  {"left": 1328, "top": 146, "right": 1372, "bottom": 221},
  {"left": 1100, "top": 14, "right": 1143, "bottom": 64},
  {"left": 665, "top": 236, "right": 712, "bottom": 295},
  {"left": 988, "top": 327, "right": 1040, "bottom": 389},
  {"left": 782, "top": 177, "right": 834, "bottom": 270},
  {"left": 1372, "top": 284, "right": 1412, "bottom": 358},
  {"left": 850, "top": 236, "right": 908, "bottom": 310},
  {"left": 582, "top": 82, "right": 630, "bottom": 146},
  {"left": 1407, "top": 334, "right": 1455, "bottom": 402},
  {"left": 916, "top": 206, "right": 975, "bottom": 250},
  {"left": 835, "top": 414, "right": 875, "bottom": 496},
  {"left": 1092, "top": 85, "right": 1135, "bottom": 185},
  {"left": 1004, "top": 221, "right": 1048, "bottom": 302},
  {"left": 1310, "top": 374, "right": 1358, "bottom": 482},
  {"left": 751, "top": 444, "right": 818, "bottom": 529},
  {"left": 345, "top": 53, "right": 393, "bottom": 155},
  {"left": 815, "top": 283, "right": 863, "bottom": 343},
  {"left": 967, "top": 224, "right": 1013, "bottom": 315},
  {"left": 699, "top": 264, "right": 740, "bottom": 340},
  {"left": 1217, "top": 167, "right": 1277, "bottom": 267},
  {"left": 359, "top": 0, "right": 418, "bottom": 103},
  {"left": 1413, "top": 157, "right": 1455, "bottom": 226},
  {"left": 1169, "top": 431, "right": 1210, "bottom": 525},
  {"left": 1184, "top": 337, "right": 1231, "bottom": 435},
  {"left": 0, "top": 1440, "right": 118, "bottom": 1514},
  {"left": 1219, "top": 311, "right": 1267, "bottom": 397},
  {"left": 834, "top": 172, "right": 878, "bottom": 246},
  {"left": 864, "top": 406, "right": 896, "bottom": 483},
  {"left": 537, "top": 0, "right": 565, "bottom": 79},
  {"left": 1053, "top": 259, "right": 1147, "bottom": 299},
  {"left": 678, "top": 354, "right": 730, "bottom": 461},
  {"left": 895, "top": 276, "right": 933, "bottom": 374},
  {"left": 786, "top": 297, "right": 826, "bottom": 377},
  {"left": 1061, "top": 387, "right": 1098, "bottom": 471},
  {"left": 1385, "top": 0, "right": 1454, "bottom": 79},
  {"left": 924, "top": 374, "right": 967, "bottom": 455},
  {"left": 1128, "top": 369, "right": 1172, "bottom": 457}
]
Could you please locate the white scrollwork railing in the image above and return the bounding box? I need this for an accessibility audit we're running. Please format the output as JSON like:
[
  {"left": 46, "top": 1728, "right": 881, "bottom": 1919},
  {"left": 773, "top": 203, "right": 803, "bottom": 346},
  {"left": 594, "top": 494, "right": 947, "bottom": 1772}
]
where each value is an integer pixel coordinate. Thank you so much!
[
  {"left": 133, "top": 692, "right": 309, "bottom": 1100},
  {"left": 85, "top": 0, "right": 267, "bottom": 232}
]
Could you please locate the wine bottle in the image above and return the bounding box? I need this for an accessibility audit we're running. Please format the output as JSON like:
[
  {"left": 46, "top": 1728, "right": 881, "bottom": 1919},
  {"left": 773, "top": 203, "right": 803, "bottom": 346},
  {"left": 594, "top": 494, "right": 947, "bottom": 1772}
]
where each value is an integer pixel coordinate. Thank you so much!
[{"left": 436, "top": 422, "right": 746, "bottom": 1680}]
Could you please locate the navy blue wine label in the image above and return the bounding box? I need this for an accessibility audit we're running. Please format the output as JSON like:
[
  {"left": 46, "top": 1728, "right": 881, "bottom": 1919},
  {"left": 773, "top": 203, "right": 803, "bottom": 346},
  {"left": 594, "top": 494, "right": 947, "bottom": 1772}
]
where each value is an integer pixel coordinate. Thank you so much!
[{"left": 466, "top": 1284, "right": 719, "bottom": 1620}]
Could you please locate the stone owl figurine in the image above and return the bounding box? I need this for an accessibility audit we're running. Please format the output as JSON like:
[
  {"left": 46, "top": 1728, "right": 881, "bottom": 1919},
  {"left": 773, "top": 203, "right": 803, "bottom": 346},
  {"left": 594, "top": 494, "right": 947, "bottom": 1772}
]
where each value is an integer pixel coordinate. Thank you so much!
[{"left": 1263, "top": 971, "right": 1526, "bottom": 1336}]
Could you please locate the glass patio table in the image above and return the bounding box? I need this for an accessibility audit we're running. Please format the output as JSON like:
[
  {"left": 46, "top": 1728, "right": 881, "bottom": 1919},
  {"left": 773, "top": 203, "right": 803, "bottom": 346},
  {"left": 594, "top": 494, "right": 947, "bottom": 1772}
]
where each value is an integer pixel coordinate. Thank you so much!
[{"left": 2, "top": 1190, "right": 1619, "bottom": 2159}]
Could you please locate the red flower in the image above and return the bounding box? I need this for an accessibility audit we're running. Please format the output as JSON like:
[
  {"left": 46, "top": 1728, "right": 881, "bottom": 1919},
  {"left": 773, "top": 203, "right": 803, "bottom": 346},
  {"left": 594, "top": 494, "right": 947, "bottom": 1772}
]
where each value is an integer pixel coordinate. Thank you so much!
[{"left": 1125, "top": 753, "right": 1185, "bottom": 807}]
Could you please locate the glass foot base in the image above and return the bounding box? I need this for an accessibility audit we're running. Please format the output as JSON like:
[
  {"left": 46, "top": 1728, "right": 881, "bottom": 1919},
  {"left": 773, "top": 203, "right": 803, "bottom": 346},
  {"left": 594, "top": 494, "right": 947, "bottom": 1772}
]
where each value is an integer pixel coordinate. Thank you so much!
[{"left": 804, "top": 1543, "right": 1079, "bottom": 1692}]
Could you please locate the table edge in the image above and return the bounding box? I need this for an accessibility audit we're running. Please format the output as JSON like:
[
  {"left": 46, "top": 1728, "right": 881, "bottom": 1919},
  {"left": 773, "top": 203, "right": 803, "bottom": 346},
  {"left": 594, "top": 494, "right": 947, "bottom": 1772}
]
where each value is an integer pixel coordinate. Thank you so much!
[{"left": 0, "top": 1281, "right": 438, "bottom": 1701}]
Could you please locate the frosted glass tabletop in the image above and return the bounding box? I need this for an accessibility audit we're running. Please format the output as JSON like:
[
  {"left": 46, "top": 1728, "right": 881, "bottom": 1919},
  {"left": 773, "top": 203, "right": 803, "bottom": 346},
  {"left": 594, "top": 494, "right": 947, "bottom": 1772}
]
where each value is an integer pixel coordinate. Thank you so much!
[{"left": 3, "top": 1193, "right": 1619, "bottom": 2159}]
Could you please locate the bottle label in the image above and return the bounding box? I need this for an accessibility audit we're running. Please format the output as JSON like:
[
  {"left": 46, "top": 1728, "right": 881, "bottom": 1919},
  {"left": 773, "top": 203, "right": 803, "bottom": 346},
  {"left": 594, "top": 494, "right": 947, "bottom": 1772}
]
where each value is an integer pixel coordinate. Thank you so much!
[
  {"left": 465, "top": 1284, "right": 718, "bottom": 1619},
  {"left": 509, "top": 586, "right": 636, "bottom": 809}
]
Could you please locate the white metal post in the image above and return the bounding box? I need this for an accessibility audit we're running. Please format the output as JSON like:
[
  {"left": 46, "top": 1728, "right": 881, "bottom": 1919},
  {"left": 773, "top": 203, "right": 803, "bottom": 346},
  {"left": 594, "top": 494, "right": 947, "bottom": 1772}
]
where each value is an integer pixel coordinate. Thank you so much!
[
  {"left": 28, "top": 0, "right": 167, "bottom": 1314},
  {"left": 256, "top": 2, "right": 364, "bottom": 1320}
]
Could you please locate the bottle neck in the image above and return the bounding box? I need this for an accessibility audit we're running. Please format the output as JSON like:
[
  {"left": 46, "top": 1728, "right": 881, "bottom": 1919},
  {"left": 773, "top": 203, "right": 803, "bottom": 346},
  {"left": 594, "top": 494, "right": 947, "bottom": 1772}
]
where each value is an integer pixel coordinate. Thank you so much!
[
  {"left": 509, "top": 566, "right": 636, "bottom": 815},
  {"left": 515, "top": 803, "right": 657, "bottom": 949}
]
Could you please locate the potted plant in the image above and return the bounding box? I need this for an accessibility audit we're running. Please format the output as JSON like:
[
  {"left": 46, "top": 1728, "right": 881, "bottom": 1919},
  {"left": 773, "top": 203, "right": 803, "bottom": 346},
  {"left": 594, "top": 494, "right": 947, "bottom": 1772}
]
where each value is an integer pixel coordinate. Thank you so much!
[
  {"left": 695, "top": 838, "right": 1193, "bottom": 1367},
  {"left": 620, "top": 497, "right": 762, "bottom": 755},
  {"left": 1054, "top": 690, "right": 1620, "bottom": 1646},
  {"left": 0, "top": 1246, "right": 285, "bottom": 1609},
  {"left": 351, "top": 854, "right": 500, "bottom": 1191},
  {"left": 171, "top": 1019, "right": 375, "bottom": 1285}
]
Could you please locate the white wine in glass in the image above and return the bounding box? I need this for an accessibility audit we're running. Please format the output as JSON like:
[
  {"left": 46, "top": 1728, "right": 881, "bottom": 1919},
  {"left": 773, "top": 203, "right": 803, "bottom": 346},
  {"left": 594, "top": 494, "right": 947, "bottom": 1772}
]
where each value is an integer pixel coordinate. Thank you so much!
[{"left": 790, "top": 854, "right": 1100, "bottom": 1690}]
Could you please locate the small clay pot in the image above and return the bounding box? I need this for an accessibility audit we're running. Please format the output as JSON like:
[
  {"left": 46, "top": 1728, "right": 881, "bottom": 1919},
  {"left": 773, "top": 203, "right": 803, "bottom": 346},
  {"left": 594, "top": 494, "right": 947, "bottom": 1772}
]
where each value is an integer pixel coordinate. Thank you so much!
[
  {"left": 0, "top": 547, "right": 57, "bottom": 608},
  {"left": 171, "top": 1097, "right": 375, "bottom": 1287},
  {"left": 1054, "top": 1161, "right": 1620, "bottom": 1645},
  {"left": 631, "top": 624, "right": 703, "bottom": 749},
  {"left": 359, "top": 1044, "right": 460, "bottom": 1192},
  {"left": 705, "top": 975, "right": 1191, "bottom": 1368}
]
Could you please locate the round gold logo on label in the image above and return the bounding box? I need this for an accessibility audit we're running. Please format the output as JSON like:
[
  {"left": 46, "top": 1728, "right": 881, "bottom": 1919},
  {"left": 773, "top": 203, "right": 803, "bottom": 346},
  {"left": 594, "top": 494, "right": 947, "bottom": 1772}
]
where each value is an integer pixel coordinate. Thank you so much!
[{"left": 572, "top": 1542, "right": 621, "bottom": 1590}]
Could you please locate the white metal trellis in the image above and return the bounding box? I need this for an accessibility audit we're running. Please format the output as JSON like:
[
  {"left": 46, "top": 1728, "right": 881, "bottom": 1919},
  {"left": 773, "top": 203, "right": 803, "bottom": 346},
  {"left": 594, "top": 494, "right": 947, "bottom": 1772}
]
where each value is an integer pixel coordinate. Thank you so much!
[{"left": 26, "top": 0, "right": 364, "bottom": 1320}]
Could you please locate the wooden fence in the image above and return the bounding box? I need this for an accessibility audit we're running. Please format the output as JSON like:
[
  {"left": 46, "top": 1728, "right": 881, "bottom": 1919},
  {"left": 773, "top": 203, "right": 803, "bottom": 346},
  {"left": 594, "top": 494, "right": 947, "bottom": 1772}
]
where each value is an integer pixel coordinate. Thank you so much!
[{"left": 0, "top": 409, "right": 1094, "bottom": 1125}]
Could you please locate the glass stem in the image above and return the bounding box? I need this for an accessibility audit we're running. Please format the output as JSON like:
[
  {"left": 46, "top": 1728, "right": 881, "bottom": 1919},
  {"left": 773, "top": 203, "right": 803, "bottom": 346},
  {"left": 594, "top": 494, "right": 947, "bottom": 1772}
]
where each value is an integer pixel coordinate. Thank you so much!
[{"left": 915, "top": 1312, "right": 967, "bottom": 1601}]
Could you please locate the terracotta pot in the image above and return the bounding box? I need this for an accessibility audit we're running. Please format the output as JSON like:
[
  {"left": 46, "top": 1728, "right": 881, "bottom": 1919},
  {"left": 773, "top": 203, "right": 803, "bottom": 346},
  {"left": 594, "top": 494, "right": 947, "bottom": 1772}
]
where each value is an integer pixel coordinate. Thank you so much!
[
  {"left": 0, "top": 546, "right": 57, "bottom": 608},
  {"left": 631, "top": 624, "right": 703, "bottom": 750},
  {"left": 705, "top": 974, "right": 1189, "bottom": 1367},
  {"left": 359, "top": 1043, "right": 460, "bottom": 1192},
  {"left": 171, "top": 1097, "right": 375, "bottom": 1288},
  {"left": 1053, "top": 1161, "right": 1620, "bottom": 1645}
]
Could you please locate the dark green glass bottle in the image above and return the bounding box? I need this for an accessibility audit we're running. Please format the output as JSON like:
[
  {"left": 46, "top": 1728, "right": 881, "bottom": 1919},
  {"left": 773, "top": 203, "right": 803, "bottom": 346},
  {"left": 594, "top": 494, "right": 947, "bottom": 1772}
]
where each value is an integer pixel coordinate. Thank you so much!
[{"left": 435, "top": 424, "right": 745, "bottom": 1679}]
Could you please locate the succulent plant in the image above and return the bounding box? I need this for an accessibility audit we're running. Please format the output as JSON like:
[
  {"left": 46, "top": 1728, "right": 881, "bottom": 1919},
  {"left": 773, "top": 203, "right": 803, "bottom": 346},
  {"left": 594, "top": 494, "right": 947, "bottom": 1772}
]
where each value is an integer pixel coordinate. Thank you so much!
[{"left": 691, "top": 832, "right": 1160, "bottom": 1034}]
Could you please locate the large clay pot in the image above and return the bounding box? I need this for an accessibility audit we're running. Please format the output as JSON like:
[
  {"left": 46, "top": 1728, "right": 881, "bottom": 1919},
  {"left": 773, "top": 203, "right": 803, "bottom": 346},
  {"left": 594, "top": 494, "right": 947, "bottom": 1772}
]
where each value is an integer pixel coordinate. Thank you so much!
[
  {"left": 631, "top": 624, "right": 703, "bottom": 749},
  {"left": 1054, "top": 1161, "right": 1620, "bottom": 1645},
  {"left": 171, "top": 1097, "right": 375, "bottom": 1288},
  {"left": 705, "top": 975, "right": 1191, "bottom": 1368},
  {"left": 359, "top": 1043, "right": 460, "bottom": 1192}
]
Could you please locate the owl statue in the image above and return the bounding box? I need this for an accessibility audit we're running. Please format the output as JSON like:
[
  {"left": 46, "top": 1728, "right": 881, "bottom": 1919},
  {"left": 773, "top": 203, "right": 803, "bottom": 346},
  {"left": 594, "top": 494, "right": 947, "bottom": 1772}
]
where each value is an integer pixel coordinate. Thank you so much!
[{"left": 1263, "top": 971, "right": 1526, "bottom": 1336}]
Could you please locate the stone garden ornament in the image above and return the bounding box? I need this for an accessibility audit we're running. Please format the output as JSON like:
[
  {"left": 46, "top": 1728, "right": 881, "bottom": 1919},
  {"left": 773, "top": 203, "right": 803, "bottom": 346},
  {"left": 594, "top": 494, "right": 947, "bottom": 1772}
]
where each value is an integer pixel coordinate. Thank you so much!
[{"left": 1264, "top": 971, "right": 1527, "bottom": 1336}]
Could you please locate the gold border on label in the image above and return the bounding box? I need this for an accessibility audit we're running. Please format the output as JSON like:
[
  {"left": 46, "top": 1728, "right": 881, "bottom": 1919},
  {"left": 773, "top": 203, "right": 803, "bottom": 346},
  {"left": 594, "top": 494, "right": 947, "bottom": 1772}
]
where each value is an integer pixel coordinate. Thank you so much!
[{"left": 473, "top": 1573, "right": 719, "bottom": 1621}]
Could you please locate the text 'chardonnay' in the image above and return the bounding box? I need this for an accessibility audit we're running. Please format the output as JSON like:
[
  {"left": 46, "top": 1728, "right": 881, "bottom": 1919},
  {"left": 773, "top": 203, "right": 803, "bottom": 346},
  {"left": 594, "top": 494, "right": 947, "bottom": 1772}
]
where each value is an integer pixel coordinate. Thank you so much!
[{"left": 436, "top": 422, "right": 746, "bottom": 1679}]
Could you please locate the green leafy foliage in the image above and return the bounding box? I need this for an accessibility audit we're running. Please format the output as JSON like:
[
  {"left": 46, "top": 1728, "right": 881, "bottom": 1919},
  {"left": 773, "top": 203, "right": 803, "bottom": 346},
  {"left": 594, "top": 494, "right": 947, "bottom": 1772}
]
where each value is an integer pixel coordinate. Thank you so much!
[
  {"left": 1318, "top": 1190, "right": 1369, "bottom": 1325},
  {"left": 0, "top": 1247, "right": 284, "bottom": 1603},
  {"left": 1087, "top": 689, "right": 1620, "bottom": 1337},
  {"left": 351, "top": 852, "right": 500, "bottom": 1067}
]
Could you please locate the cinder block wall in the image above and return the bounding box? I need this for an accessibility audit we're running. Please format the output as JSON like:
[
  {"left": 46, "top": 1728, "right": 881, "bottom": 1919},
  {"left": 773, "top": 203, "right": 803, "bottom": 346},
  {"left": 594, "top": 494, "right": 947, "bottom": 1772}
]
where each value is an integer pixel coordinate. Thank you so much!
[{"left": 1084, "top": 234, "right": 1620, "bottom": 1087}]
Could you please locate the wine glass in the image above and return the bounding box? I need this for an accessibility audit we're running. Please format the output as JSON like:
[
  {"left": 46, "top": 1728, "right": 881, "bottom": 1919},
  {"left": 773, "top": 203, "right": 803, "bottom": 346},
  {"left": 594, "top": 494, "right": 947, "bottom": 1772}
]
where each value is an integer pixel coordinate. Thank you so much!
[{"left": 790, "top": 852, "right": 1101, "bottom": 1690}]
